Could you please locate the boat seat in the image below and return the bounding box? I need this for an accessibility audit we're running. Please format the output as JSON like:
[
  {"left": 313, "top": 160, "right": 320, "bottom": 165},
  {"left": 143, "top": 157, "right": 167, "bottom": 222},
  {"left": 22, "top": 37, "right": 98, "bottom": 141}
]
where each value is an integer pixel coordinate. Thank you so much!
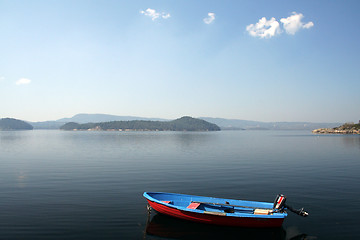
[
  {"left": 254, "top": 209, "right": 272, "bottom": 215},
  {"left": 187, "top": 202, "right": 201, "bottom": 209}
]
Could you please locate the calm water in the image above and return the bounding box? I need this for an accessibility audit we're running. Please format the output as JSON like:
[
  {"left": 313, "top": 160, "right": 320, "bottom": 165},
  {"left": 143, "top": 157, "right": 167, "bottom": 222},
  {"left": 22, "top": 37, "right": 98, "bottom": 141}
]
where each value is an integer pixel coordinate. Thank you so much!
[{"left": 0, "top": 130, "right": 359, "bottom": 239}]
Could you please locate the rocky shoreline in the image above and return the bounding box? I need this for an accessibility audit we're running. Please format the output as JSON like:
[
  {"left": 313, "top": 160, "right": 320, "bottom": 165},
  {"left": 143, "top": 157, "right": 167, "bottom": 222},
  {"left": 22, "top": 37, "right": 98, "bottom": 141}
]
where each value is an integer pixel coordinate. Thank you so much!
[
  {"left": 312, "top": 128, "right": 360, "bottom": 134},
  {"left": 312, "top": 122, "right": 360, "bottom": 134}
]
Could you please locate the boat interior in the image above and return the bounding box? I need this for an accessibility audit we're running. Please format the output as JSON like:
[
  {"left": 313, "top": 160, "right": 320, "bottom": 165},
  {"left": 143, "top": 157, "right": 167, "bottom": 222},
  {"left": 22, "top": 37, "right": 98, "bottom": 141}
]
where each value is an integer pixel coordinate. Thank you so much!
[{"left": 161, "top": 200, "right": 272, "bottom": 215}]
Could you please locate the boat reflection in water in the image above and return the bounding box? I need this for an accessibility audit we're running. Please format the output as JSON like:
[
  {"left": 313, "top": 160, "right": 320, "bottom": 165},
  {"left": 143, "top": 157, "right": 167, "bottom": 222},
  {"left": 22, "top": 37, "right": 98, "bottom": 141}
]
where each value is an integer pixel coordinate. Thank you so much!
[{"left": 145, "top": 213, "right": 312, "bottom": 240}]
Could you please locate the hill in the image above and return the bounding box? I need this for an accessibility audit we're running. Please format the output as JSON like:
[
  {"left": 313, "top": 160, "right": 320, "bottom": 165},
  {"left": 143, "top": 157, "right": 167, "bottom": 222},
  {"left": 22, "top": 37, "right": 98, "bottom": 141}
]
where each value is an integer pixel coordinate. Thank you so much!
[
  {"left": 60, "top": 116, "right": 220, "bottom": 131},
  {"left": 0, "top": 118, "right": 33, "bottom": 130}
]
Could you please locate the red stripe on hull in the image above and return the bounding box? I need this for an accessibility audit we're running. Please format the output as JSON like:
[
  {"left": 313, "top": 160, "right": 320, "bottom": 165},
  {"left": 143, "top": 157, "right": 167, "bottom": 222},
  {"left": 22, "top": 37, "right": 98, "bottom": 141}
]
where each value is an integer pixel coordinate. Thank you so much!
[{"left": 147, "top": 200, "right": 284, "bottom": 228}]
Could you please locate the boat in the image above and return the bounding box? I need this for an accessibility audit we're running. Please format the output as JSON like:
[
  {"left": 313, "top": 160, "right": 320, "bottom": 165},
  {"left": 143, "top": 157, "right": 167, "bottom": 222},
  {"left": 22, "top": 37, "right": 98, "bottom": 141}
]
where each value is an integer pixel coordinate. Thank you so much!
[{"left": 143, "top": 192, "right": 308, "bottom": 228}]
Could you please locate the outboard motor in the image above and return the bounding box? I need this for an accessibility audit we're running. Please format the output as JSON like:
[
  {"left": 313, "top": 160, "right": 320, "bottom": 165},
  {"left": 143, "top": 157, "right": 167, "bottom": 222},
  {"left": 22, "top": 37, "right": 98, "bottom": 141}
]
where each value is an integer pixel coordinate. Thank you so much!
[
  {"left": 273, "top": 194, "right": 309, "bottom": 217},
  {"left": 273, "top": 194, "right": 286, "bottom": 212}
]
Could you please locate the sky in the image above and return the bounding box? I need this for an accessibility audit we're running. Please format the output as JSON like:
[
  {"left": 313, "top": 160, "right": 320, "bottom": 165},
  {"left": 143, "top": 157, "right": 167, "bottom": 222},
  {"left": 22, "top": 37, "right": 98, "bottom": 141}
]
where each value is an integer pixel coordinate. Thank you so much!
[{"left": 1, "top": 0, "right": 359, "bottom": 123}]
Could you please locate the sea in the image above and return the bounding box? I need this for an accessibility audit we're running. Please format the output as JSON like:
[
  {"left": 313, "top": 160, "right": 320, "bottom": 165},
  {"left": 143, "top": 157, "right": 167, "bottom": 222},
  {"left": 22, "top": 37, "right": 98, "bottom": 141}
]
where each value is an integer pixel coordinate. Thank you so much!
[{"left": 0, "top": 130, "right": 359, "bottom": 239}]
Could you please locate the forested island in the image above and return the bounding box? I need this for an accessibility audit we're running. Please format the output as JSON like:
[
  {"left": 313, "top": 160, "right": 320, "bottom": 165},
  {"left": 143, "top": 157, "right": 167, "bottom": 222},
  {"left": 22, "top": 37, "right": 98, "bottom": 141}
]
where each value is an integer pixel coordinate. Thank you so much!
[
  {"left": 312, "top": 122, "right": 360, "bottom": 134},
  {"left": 0, "top": 118, "right": 33, "bottom": 130},
  {"left": 60, "top": 116, "right": 221, "bottom": 131}
]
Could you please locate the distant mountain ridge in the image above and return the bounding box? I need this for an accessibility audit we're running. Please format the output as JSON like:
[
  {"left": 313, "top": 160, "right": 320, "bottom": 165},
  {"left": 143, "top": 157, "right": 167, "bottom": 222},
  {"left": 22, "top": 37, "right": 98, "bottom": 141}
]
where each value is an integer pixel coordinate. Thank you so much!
[
  {"left": 30, "top": 114, "right": 169, "bottom": 129},
  {"left": 200, "top": 117, "right": 341, "bottom": 130},
  {"left": 57, "top": 113, "right": 168, "bottom": 123},
  {"left": 29, "top": 113, "right": 341, "bottom": 130}
]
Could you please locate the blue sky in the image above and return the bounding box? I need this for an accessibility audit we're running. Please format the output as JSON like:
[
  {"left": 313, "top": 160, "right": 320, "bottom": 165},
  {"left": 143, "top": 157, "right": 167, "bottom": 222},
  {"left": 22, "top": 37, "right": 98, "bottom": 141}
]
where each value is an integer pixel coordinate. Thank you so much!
[{"left": 1, "top": 0, "right": 359, "bottom": 123}]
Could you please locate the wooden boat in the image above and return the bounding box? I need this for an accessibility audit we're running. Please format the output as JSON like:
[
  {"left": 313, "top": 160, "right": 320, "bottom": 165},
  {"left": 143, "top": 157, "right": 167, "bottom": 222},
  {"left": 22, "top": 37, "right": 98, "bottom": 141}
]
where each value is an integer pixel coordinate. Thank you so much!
[{"left": 143, "top": 192, "right": 292, "bottom": 228}]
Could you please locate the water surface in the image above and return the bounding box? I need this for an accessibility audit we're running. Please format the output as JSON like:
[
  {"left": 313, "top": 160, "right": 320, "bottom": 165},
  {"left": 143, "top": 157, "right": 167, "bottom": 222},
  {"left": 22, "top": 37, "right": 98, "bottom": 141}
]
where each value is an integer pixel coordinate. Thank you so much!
[{"left": 0, "top": 130, "right": 359, "bottom": 239}]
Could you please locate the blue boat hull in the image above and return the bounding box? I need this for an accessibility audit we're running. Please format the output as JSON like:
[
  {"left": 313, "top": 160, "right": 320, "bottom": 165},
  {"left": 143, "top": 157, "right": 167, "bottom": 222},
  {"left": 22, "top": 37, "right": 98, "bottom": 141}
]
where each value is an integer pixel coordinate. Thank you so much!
[{"left": 144, "top": 192, "right": 287, "bottom": 228}]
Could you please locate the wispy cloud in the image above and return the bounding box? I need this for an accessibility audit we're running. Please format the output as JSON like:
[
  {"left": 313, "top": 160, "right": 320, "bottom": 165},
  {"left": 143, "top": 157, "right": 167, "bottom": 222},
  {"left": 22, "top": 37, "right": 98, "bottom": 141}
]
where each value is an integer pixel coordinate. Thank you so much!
[
  {"left": 203, "top": 12, "right": 215, "bottom": 24},
  {"left": 140, "top": 8, "right": 171, "bottom": 21},
  {"left": 246, "top": 12, "right": 314, "bottom": 38},
  {"left": 162, "top": 13, "right": 171, "bottom": 19},
  {"left": 280, "top": 12, "right": 314, "bottom": 35},
  {"left": 0, "top": 76, "right": 4, "bottom": 82},
  {"left": 16, "top": 78, "right": 31, "bottom": 85},
  {"left": 246, "top": 17, "right": 281, "bottom": 39}
]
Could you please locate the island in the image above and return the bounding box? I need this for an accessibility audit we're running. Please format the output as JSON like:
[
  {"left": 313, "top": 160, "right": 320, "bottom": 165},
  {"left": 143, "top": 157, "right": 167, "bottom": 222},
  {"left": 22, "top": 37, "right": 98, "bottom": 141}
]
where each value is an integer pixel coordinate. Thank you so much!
[
  {"left": 312, "top": 122, "right": 360, "bottom": 134},
  {"left": 0, "top": 118, "right": 33, "bottom": 130},
  {"left": 60, "top": 116, "right": 221, "bottom": 132}
]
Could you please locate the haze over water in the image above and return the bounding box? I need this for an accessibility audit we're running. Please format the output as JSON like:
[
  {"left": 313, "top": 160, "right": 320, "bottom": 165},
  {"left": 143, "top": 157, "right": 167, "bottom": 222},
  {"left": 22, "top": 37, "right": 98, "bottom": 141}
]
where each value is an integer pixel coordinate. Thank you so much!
[{"left": 1, "top": 130, "right": 359, "bottom": 239}]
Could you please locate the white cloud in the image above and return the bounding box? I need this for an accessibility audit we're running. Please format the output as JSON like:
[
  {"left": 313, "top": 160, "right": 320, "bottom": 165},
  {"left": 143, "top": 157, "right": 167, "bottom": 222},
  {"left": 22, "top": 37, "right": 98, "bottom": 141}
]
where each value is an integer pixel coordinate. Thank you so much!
[
  {"left": 203, "top": 12, "right": 215, "bottom": 24},
  {"left": 140, "top": 8, "right": 171, "bottom": 21},
  {"left": 246, "top": 17, "right": 281, "bottom": 39},
  {"left": 246, "top": 12, "right": 314, "bottom": 38},
  {"left": 0, "top": 76, "right": 4, "bottom": 81},
  {"left": 280, "top": 12, "right": 314, "bottom": 35},
  {"left": 16, "top": 78, "right": 31, "bottom": 85}
]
